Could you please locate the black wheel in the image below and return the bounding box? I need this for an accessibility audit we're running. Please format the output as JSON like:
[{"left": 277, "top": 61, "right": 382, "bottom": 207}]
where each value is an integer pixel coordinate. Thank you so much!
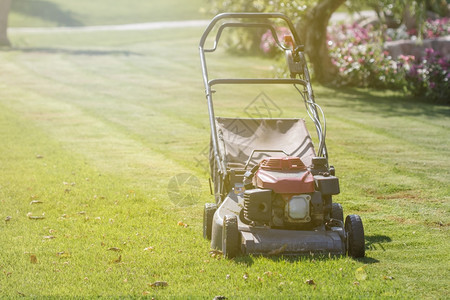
[
  {"left": 203, "top": 203, "right": 217, "bottom": 240},
  {"left": 331, "top": 203, "right": 344, "bottom": 222},
  {"left": 345, "top": 214, "right": 365, "bottom": 258},
  {"left": 222, "top": 215, "right": 240, "bottom": 258}
]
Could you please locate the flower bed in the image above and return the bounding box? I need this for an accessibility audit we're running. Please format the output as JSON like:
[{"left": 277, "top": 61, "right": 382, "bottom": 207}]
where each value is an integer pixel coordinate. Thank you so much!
[{"left": 327, "top": 19, "right": 449, "bottom": 103}]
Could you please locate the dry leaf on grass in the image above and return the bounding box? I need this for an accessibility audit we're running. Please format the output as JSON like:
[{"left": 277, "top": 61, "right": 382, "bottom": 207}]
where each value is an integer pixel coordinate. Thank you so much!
[
  {"left": 107, "top": 247, "right": 122, "bottom": 252},
  {"left": 383, "top": 275, "right": 394, "bottom": 280},
  {"left": 30, "top": 200, "right": 43, "bottom": 205},
  {"left": 43, "top": 236, "right": 55, "bottom": 240},
  {"left": 355, "top": 266, "right": 368, "bottom": 281},
  {"left": 149, "top": 281, "right": 168, "bottom": 288},
  {"left": 5, "top": 216, "right": 11, "bottom": 223},
  {"left": 30, "top": 255, "right": 38, "bottom": 264},
  {"left": 144, "top": 247, "right": 154, "bottom": 252},
  {"left": 177, "top": 221, "right": 188, "bottom": 228},
  {"left": 305, "top": 279, "right": 316, "bottom": 285},
  {"left": 209, "top": 249, "right": 223, "bottom": 259},
  {"left": 27, "top": 212, "right": 45, "bottom": 220},
  {"left": 56, "top": 251, "right": 71, "bottom": 258},
  {"left": 113, "top": 255, "right": 122, "bottom": 263}
]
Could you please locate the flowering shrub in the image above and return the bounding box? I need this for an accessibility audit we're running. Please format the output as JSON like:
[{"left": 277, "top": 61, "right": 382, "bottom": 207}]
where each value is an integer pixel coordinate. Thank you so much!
[
  {"left": 327, "top": 23, "right": 403, "bottom": 88},
  {"left": 386, "top": 17, "right": 450, "bottom": 41},
  {"left": 327, "top": 21, "right": 450, "bottom": 102},
  {"left": 403, "top": 48, "right": 450, "bottom": 103}
]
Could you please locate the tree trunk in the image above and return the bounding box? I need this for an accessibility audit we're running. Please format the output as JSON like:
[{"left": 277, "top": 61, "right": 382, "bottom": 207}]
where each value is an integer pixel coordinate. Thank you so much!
[
  {"left": 0, "top": 0, "right": 11, "bottom": 46},
  {"left": 300, "top": 0, "right": 345, "bottom": 84}
]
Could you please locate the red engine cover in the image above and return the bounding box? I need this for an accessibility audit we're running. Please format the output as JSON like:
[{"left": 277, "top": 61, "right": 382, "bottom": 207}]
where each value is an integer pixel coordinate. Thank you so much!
[{"left": 254, "top": 157, "right": 315, "bottom": 194}]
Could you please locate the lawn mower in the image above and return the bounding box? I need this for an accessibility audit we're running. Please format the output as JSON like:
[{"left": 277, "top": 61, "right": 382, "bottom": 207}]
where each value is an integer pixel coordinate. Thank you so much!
[{"left": 199, "top": 13, "right": 365, "bottom": 258}]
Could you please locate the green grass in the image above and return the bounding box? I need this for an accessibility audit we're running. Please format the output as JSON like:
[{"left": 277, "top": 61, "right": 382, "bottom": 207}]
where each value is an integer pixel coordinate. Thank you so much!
[
  {"left": 0, "top": 24, "right": 449, "bottom": 298},
  {"left": 9, "top": 0, "right": 210, "bottom": 27}
]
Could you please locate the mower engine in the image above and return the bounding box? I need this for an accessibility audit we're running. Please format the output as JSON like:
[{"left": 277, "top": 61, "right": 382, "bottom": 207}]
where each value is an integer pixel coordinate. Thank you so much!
[{"left": 243, "top": 157, "right": 339, "bottom": 230}]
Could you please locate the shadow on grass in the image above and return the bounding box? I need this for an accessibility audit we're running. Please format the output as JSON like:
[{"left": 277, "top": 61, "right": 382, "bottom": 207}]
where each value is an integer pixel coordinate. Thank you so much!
[
  {"left": 322, "top": 87, "right": 450, "bottom": 116},
  {"left": 8, "top": 47, "right": 142, "bottom": 56},
  {"left": 365, "top": 234, "right": 392, "bottom": 251},
  {"left": 12, "top": 0, "right": 83, "bottom": 26}
]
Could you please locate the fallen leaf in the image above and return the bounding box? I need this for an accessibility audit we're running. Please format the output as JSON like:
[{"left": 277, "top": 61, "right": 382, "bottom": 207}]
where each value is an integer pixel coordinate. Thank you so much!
[
  {"left": 63, "top": 182, "right": 69, "bottom": 185},
  {"left": 264, "top": 271, "right": 273, "bottom": 277},
  {"left": 43, "top": 236, "right": 55, "bottom": 240},
  {"left": 30, "top": 255, "right": 38, "bottom": 264},
  {"left": 5, "top": 216, "right": 11, "bottom": 223},
  {"left": 113, "top": 255, "right": 122, "bottom": 263},
  {"left": 30, "top": 200, "right": 43, "bottom": 205},
  {"left": 77, "top": 211, "right": 86, "bottom": 215},
  {"left": 27, "top": 213, "right": 45, "bottom": 220},
  {"left": 108, "top": 247, "right": 122, "bottom": 252},
  {"left": 353, "top": 281, "right": 360, "bottom": 286},
  {"left": 177, "top": 221, "right": 188, "bottom": 228},
  {"left": 267, "top": 244, "right": 287, "bottom": 256},
  {"left": 144, "top": 247, "right": 154, "bottom": 252},
  {"left": 56, "top": 251, "right": 71, "bottom": 258},
  {"left": 142, "top": 291, "right": 151, "bottom": 295},
  {"left": 123, "top": 278, "right": 128, "bottom": 283},
  {"left": 355, "top": 266, "right": 368, "bottom": 281},
  {"left": 383, "top": 275, "right": 394, "bottom": 280},
  {"left": 213, "top": 296, "right": 227, "bottom": 300},
  {"left": 149, "top": 281, "right": 168, "bottom": 288},
  {"left": 36, "top": 155, "right": 43, "bottom": 159},
  {"left": 305, "top": 279, "right": 316, "bottom": 285},
  {"left": 209, "top": 249, "right": 223, "bottom": 259},
  {"left": 17, "top": 291, "right": 26, "bottom": 297},
  {"left": 257, "top": 276, "right": 263, "bottom": 282}
]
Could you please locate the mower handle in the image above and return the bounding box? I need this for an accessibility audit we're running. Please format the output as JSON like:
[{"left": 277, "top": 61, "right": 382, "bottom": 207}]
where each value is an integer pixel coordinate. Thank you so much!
[{"left": 199, "top": 12, "right": 302, "bottom": 49}]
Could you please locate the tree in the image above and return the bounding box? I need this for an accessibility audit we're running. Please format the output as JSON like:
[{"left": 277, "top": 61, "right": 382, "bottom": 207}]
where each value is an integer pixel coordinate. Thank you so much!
[
  {"left": 299, "top": 0, "right": 345, "bottom": 83},
  {"left": 0, "top": 0, "right": 11, "bottom": 46}
]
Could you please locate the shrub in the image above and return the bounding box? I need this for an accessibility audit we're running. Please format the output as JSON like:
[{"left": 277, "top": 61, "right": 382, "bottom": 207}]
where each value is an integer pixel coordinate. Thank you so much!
[
  {"left": 327, "top": 22, "right": 403, "bottom": 88},
  {"left": 403, "top": 48, "right": 450, "bottom": 103}
]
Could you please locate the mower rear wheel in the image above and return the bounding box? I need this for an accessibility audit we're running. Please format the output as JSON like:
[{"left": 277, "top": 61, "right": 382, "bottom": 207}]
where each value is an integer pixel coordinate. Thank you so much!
[
  {"left": 331, "top": 203, "right": 344, "bottom": 222},
  {"left": 203, "top": 203, "right": 217, "bottom": 240},
  {"left": 345, "top": 214, "right": 365, "bottom": 258},
  {"left": 222, "top": 215, "right": 240, "bottom": 258}
]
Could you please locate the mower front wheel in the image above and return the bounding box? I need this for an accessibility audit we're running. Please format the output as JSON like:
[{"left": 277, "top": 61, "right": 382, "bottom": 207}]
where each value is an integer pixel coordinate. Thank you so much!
[
  {"left": 345, "top": 214, "right": 365, "bottom": 258},
  {"left": 203, "top": 203, "right": 217, "bottom": 240},
  {"left": 222, "top": 215, "right": 240, "bottom": 258}
]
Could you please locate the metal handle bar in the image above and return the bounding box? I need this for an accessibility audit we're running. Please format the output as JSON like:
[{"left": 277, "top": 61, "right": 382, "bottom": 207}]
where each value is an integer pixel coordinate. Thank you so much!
[
  {"left": 209, "top": 78, "right": 307, "bottom": 87},
  {"left": 199, "top": 12, "right": 302, "bottom": 49},
  {"left": 204, "top": 22, "right": 292, "bottom": 53}
]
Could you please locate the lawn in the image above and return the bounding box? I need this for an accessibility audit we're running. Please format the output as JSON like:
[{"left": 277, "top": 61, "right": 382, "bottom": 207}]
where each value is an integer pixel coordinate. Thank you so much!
[
  {"left": 1, "top": 6, "right": 449, "bottom": 299},
  {"left": 9, "top": 0, "right": 209, "bottom": 27}
]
